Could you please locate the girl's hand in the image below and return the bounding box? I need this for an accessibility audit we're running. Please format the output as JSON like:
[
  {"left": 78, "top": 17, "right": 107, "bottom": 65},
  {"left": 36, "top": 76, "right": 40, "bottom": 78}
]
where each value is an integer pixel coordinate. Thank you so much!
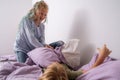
[{"left": 97, "top": 44, "right": 112, "bottom": 58}]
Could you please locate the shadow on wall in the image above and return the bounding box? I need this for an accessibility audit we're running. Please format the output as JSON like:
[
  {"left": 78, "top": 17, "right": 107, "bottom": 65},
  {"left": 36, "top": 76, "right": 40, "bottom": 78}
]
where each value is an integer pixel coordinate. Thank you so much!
[{"left": 68, "top": 10, "right": 95, "bottom": 66}]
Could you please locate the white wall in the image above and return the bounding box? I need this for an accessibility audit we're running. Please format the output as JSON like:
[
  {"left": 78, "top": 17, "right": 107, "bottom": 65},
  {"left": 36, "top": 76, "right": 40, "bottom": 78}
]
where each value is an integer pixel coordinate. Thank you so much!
[
  {"left": 37, "top": 0, "right": 120, "bottom": 65},
  {"left": 0, "top": 0, "right": 32, "bottom": 55}
]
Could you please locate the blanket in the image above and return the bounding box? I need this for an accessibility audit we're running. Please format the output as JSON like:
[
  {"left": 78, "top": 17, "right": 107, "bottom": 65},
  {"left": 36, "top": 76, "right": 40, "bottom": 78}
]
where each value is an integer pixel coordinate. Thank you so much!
[
  {"left": 0, "top": 62, "right": 42, "bottom": 80},
  {"left": 0, "top": 49, "right": 120, "bottom": 80},
  {"left": 77, "top": 54, "right": 120, "bottom": 80},
  {"left": 0, "top": 54, "right": 16, "bottom": 62}
]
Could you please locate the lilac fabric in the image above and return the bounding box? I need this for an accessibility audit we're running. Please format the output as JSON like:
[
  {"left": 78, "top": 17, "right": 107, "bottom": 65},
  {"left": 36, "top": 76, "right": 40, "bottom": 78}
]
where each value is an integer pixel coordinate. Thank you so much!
[
  {"left": 76, "top": 54, "right": 120, "bottom": 80},
  {"left": 0, "top": 50, "right": 120, "bottom": 80},
  {"left": 27, "top": 47, "right": 75, "bottom": 69},
  {"left": 27, "top": 47, "right": 61, "bottom": 68},
  {"left": 6, "top": 65, "right": 42, "bottom": 80},
  {"left": 0, "top": 47, "right": 69, "bottom": 80},
  {"left": 0, "top": 62, "right": 17, "bottom": 80},
  {"left": 0, "top": 54, "right": 16, "bottom": 62},
  {"left": 0, "top": 62, "right": 42, "bottom": 80}
]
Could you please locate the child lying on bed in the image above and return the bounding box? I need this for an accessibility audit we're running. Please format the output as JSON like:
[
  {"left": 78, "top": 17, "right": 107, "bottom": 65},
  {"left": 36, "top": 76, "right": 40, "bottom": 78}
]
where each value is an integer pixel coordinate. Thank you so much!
[{"left": 39, "top": 44, "right": 111, "bottom": 80}]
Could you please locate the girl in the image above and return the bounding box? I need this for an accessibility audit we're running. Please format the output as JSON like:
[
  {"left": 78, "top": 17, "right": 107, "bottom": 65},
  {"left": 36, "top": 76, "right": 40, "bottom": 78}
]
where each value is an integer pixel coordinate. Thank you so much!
[{"left": 14, "top": 1, "right": 64, "bottom": 63}]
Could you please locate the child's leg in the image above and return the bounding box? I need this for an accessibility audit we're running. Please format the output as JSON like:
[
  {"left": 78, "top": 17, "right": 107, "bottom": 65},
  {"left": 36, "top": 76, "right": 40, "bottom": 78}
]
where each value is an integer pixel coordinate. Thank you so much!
[{"left": 15, "top": 51, "right": 28, "bottom": 63}]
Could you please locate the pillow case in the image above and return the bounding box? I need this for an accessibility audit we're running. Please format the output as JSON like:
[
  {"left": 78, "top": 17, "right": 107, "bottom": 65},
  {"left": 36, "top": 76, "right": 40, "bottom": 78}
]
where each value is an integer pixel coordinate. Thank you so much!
[
  {"left": 27, "top": 47, "right": 60, "bottom": 68},
  {"left": 61, "top": 39, "right": 81, "bottom": 69},
  {"left": 62, "top": 53, "right": 81, "bottom": 69},
  {"left": 62, "top": 39, "right": 80, "bottom": 54}
]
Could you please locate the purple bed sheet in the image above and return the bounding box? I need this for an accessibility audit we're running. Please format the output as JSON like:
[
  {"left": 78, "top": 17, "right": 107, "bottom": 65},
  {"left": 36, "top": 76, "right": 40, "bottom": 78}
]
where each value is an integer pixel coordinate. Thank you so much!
[
  {"left": 0, "top": 48, "right": 120, "bottom": 80},
  {"left": 76, "top": 54, "right": 120, "bottom": 80},
  {"left": 0, "top": 62, "right": 42, "bottom": 80}
]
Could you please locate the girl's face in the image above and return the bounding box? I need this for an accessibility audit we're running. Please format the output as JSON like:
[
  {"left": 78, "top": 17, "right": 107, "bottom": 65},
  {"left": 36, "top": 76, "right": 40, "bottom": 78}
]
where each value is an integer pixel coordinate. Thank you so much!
[{"left": 35, "top": 8, "right": 48, "bottom": 21}]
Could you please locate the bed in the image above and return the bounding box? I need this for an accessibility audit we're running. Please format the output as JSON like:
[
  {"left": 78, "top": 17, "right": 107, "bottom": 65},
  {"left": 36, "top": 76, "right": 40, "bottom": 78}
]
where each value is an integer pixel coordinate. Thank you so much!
[
  {"left": 0, "top": 39, "right": 120, "bottom": 80},
  {"left": 0, "top": 54, "right": 16, "bottom": 68},
  {"left": 0, "top": 48, "right": 120, "bottom": 80}
]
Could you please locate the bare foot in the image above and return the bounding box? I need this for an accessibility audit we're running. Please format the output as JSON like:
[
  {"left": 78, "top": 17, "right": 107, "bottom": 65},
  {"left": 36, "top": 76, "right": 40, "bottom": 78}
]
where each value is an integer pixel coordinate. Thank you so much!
[{"left": 97, "top": 44, "right": 112, "bottom": 59}]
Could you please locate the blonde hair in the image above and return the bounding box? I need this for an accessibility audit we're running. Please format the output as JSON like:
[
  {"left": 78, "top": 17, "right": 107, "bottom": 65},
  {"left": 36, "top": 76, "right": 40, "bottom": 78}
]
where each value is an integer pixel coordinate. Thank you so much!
[
  {"left": 39, "top": 62, "right": 68, "bottom": 80},
  {"left": 28, "top": 0, "right": 48, "bottom": 21}
]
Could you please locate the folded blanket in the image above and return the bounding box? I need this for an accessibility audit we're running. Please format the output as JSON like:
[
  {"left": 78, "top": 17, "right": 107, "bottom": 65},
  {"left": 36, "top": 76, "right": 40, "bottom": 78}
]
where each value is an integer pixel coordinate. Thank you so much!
[{"left": 0, "top": 54, "right": 16, "bottom": 62}]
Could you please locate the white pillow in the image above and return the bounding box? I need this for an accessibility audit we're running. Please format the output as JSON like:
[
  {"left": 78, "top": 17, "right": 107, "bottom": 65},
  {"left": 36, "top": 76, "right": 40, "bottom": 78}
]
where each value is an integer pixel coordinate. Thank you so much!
[
  {"left": 61, "top": 39, "right": 81, "bottom": 68},
  {"left": 63, "top": 53, "right": 81, "bottom": 69},
  {"left": 62, "top": 39, "right": 80, "bottom": 54}
]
